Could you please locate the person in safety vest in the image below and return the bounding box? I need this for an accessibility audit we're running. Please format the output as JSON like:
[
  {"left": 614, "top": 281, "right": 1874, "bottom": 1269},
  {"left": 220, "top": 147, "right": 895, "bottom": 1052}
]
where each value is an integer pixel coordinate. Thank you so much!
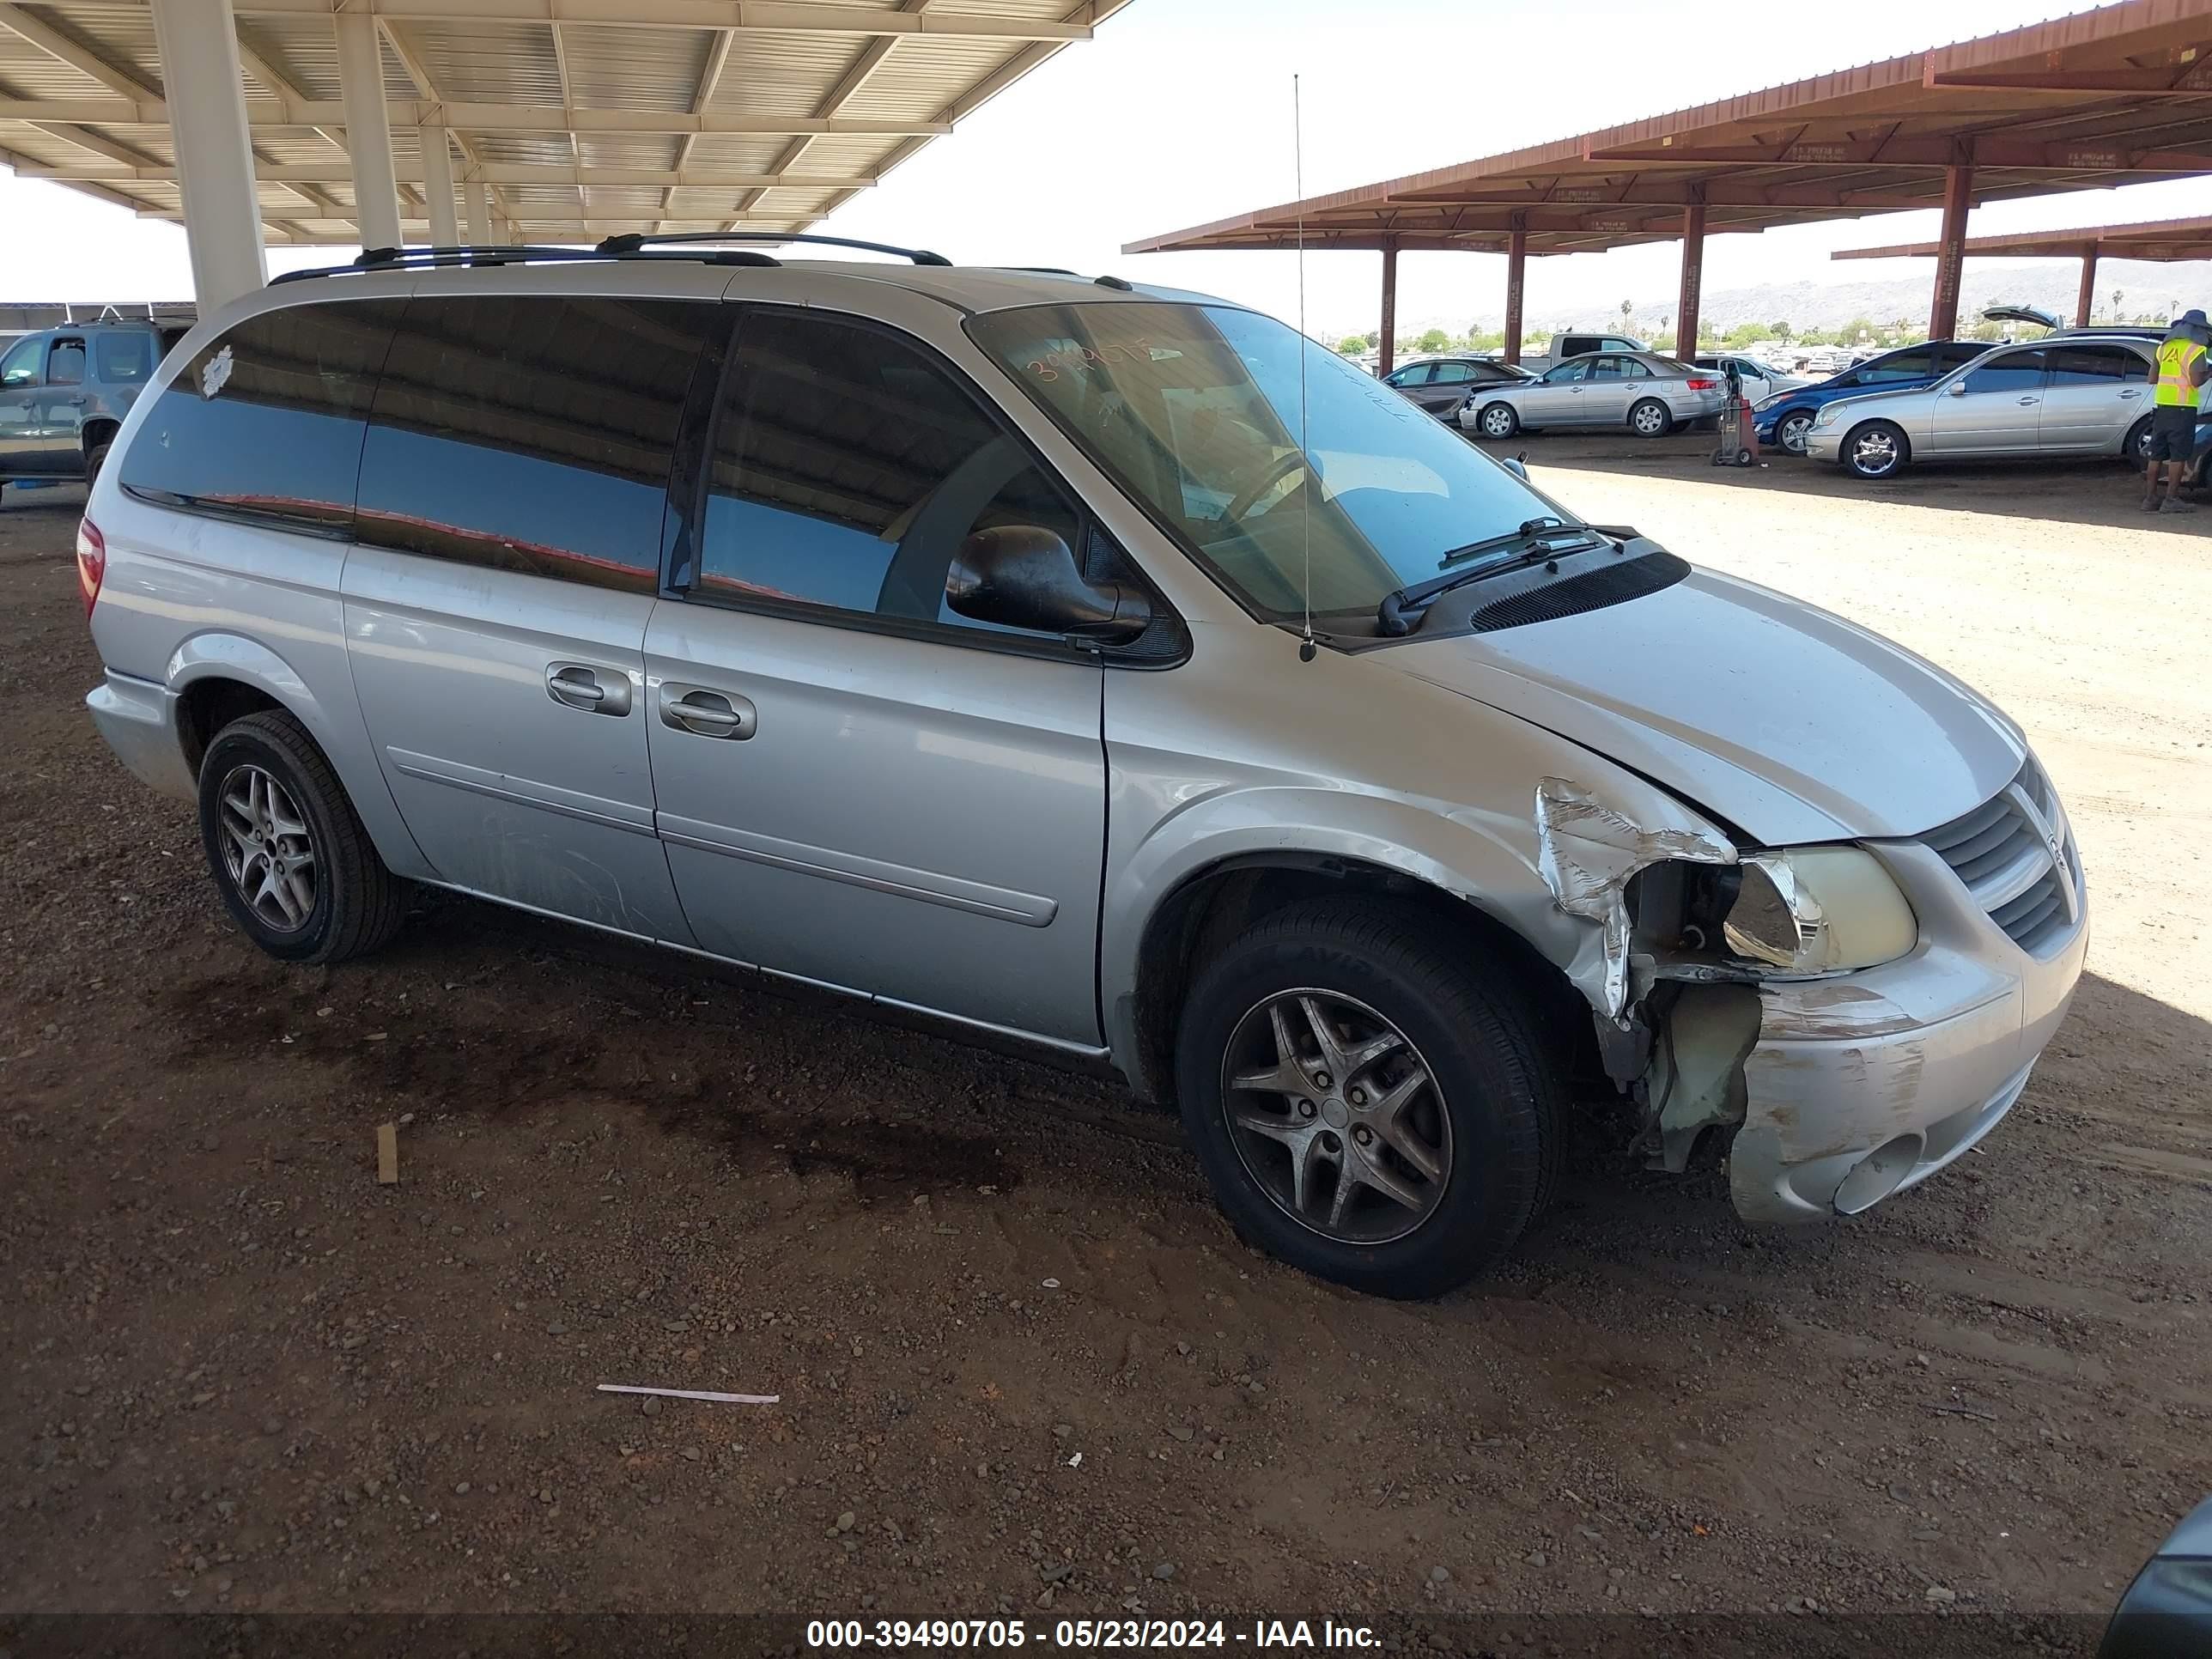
[{"left": 2145, "top": 308, "right": 2210, "bottom": 514}]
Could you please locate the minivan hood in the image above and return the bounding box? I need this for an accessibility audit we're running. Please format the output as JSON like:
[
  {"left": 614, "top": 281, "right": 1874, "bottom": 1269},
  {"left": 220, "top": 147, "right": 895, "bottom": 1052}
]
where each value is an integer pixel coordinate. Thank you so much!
[{"left": 1384, "top": 568, "right": 2025, "bottom": 845}]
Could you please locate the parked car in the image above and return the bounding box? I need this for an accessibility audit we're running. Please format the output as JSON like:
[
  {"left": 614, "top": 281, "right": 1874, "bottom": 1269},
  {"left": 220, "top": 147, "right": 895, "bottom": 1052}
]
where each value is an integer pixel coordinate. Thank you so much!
[
  {"left": 82, "top": 246, "right": 2085, "bottom": 1297},
  {"left": 2102, "top": 1495, "right": 2212, "bottom": 1657},
  {"left": 1753, "top": 341, "right": 1994, "bottom": 455},
  {"left": 0, "top": 319, "right": 189, "bottom": 500},
  {"left": 1805, "top": 331, "right": 2159, "bottom": 480},
  {"left": 1381, "top": 356, "right": 1534, "bottom": 420},
  {"left": 1461, "top": 350, "right": 1723, "bottom": 439},
  {"left": 1690, "top": 352, "right": 1812, "bottom": 402}
]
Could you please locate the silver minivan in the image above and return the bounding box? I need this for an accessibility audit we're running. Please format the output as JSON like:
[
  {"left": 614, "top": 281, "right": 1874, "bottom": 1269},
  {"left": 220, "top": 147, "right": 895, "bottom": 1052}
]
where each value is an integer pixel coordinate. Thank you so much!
[{"left": 81, "top": 244, "right": 2086, "bottom": 1297}]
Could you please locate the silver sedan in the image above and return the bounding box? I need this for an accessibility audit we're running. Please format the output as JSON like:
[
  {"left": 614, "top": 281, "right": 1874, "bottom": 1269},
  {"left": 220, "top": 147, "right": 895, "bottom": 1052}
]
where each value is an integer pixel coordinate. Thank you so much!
[{"left": 1460, "top": 350, "right": 1725, "bottom": 440}]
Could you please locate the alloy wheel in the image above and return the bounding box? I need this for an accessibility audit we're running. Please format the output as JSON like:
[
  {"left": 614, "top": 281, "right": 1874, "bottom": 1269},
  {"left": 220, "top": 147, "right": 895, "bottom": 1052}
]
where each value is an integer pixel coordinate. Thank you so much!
[
  {"left": 1219, "top": 989, "right": 1452, "bottom": 1244},
  {"left": 1849, "top": 428, "right": 1899, "bottom": 476},
  {"left": 1632, "top": 401, "right": 1668, "bottom": 436},
  {"left": 1778, "top": 412, "right": 1813, "bottom": 454},
  {"left": 1480, "top": 405, "right": 1514, "bottom": 438},
  {"left": 216, "top": 763, "right": 318, "bottom": 933}
]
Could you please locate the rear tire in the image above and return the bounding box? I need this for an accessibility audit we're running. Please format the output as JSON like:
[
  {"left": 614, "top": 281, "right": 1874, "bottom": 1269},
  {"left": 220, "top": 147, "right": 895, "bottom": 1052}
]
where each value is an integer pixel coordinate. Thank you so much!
[
  {"left": 1629, "top": 398, "right": 1672, "bottom": 438},
  {"left": 85, "top": 441, "right": 111, "bottom": 492},
  {"left": 197, "top": 709, "right": 410, "bottom": 964},
  {"left": 1174, "top": 899, "right": 1559, "bottom": 1299},
  {"left": 1476, "top": 401, "right": 1519, "bottom": 440},
  {"left": 2124, "top": 414, "right": 2154, "bottom": 470},
  {"left": 1841, "top": 420, "right": 1909, "bottom": 480}
]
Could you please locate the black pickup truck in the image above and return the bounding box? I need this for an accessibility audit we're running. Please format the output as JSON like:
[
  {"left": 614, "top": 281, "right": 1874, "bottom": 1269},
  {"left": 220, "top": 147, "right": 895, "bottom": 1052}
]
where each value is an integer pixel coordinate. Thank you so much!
[{"left": 0, "top": 319, "right": 191, "bottom": 501}]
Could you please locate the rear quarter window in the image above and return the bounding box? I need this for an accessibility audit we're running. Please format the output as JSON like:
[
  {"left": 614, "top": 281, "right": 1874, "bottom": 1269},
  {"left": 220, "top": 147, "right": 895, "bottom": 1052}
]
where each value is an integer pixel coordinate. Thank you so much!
[
  {"left": 119, "top": 301, "right": 404, "bottom": 532},
  {"left": 94, "top": 331, "right": 153, "bottom": 384}
]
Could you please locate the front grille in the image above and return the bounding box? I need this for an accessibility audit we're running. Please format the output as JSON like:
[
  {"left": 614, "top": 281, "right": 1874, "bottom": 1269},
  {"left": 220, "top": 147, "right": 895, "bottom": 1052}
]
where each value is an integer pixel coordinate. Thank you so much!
[{"left": 1920, "top": 759, "right": 2082, "bottom": 956}]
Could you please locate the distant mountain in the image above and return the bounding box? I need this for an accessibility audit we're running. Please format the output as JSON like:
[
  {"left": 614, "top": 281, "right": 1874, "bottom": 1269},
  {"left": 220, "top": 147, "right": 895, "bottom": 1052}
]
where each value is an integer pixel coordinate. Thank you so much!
[{"left": 1398, "top": 257, "right": 2212, "bottom": 338}]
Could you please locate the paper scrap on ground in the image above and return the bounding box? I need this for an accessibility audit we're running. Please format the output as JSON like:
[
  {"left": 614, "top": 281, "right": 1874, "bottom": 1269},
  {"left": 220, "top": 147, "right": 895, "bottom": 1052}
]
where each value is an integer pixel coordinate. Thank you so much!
[{"left": 597, "top": 1383, "right": 780, "bottom": 1405}]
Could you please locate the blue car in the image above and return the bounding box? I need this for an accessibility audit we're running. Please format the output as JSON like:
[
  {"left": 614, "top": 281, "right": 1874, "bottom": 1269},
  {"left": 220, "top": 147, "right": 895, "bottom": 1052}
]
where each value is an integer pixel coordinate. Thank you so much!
[{"left": 1756, "top": 340, "right": 1995, "bottom": 455}]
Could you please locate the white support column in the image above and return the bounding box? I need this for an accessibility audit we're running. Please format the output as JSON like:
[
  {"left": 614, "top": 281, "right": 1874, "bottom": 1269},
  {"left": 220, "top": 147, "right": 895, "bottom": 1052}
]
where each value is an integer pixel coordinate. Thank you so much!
[
  {"left": 334, "top": 10, "right": 401, "bottom": 250},
  {"left": 462, "top": 179, "right": 490, "bottom": 245},
  {"left": 148, "top": 0, "right": 265, "bottom": 307},
  {"left": 419, "top": 125, "right": 459, "bottom": 246}
]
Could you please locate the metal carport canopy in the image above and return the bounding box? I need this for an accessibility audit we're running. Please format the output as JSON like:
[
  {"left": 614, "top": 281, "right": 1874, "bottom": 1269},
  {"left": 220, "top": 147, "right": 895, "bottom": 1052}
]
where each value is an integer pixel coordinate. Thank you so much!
[
  {"left": 0, "top": 0, "right": 1127, "bottom": 304},
  {"left": 1122, "top": 0, "right": 2212, "bottom": 373},
  {"left": 1834, "top": 212, "right": 2212, "bottom": 324}
]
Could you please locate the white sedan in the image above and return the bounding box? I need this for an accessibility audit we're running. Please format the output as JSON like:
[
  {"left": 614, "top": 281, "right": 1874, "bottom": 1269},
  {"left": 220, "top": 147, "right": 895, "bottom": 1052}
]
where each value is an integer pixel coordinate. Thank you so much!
[{"left": 1460, "top": 350, "right": 1725, "bottom": 440}]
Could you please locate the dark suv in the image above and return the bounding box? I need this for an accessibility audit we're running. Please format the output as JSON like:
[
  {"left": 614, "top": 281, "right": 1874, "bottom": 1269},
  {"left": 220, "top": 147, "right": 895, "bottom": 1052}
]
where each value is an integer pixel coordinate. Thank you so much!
[{"left": 0, "top": 320, "right": 189, "bottom": 500}]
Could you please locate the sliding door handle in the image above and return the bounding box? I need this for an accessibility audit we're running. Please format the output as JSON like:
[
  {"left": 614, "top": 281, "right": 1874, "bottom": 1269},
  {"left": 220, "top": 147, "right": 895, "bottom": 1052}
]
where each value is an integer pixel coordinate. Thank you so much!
[{"left": 659, "top": 684, "right": 757, "bottom": 740}]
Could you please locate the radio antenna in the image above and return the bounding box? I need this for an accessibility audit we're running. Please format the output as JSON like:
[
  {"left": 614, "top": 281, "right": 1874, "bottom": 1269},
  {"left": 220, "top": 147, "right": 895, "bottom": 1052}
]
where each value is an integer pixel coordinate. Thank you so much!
[{"left": 1293, "top": 73, "right": 1316, "bottom": 664}]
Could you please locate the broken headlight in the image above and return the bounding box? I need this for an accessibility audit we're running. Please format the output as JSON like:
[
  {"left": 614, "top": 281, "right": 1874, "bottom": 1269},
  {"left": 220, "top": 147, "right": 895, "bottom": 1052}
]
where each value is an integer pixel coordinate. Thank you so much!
[{"left": 1722, "top": 847, "right": 1917, "bottom": 975}]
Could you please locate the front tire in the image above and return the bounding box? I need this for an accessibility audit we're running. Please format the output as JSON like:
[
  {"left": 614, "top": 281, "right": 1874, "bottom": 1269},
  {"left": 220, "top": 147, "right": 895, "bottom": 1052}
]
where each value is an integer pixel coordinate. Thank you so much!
[
  {"left": 1841, "top": 420, "right": 1909, "bottom": 480},
  {"left": 1174, "top": 900, "right": 1559, "bottom": 1299},
  {"left": 197, "top": 710, "right": 410, "bottom": 963},
  {"left": 1475, "top": 401, "right": 1519, "bottom": 440},
  {"left": 1629, "top": 398, "right": 1672, "bottom": 438},
  {"left": 1775, "top": 410, "right": 1814, "bottom": 455}
]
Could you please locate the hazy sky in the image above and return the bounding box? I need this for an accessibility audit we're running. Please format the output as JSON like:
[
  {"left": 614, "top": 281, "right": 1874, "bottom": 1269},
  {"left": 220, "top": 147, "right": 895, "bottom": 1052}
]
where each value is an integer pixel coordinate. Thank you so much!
[{"left": 6, "top": 0, "right": 2212, "bottom": 332}]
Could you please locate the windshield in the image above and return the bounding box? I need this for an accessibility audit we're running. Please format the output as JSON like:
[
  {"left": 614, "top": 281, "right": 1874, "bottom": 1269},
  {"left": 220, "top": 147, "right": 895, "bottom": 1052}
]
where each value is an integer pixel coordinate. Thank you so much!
[{"left": 967, "top": 301, "right": 1557, "bottom": 620}]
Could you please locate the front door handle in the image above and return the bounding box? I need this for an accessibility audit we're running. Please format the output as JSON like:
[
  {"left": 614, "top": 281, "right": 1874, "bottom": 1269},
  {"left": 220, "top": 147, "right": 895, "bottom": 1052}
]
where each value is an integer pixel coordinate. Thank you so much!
[
  {"left": 659, "top": 684, "right": 757, "bottom": 740},
  {"left": 546, "top": 662, "right": 632, "bottom": 716}
]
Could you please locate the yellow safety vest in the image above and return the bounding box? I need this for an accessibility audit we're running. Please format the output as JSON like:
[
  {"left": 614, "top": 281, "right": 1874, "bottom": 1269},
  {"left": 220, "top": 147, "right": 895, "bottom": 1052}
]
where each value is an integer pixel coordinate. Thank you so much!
[{"left": 2154, "top": 337, "right": 2204, "bottom": 406}]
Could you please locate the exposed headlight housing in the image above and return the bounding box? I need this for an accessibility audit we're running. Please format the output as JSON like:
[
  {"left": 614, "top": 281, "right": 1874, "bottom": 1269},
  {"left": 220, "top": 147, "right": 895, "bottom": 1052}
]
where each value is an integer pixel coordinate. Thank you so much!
[
  {"left": 1810, "top": 404, "right": 1841, "bottom": 428},
  {"left": 1752, "top": 395, "right": 1780, "bottom": 413},
  {"left": 1723, "top": 848, "right": 1917, "bottom": 975}
]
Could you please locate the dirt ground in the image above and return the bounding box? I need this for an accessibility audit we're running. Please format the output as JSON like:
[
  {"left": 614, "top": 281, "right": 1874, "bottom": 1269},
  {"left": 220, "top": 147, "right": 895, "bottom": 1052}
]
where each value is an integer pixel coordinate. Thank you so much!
[{"left": 3, "top": 442, "right": 2208, "bottom": 1655}]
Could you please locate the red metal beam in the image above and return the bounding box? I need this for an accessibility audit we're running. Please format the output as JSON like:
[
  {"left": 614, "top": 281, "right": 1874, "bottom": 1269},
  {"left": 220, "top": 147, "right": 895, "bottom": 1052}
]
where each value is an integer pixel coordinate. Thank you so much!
[
  {"left": 1929, "top": 162, "right": 1972, "bottom": 339},
  {"left": 2076, "top": 247, "right": 2099, "bottom": 326},
  {"left": 1504, "top": 217, "right": 1527, "bottom": 364},
  {"left": 1677, "top": 198, "right": 1705, "bottom": 356},
  {"left": 1377, "top": 242, "right": 1397, "bottom": 376},
  {"left": 1585, "top": 138, "right": 2212, "bottom": 171}
]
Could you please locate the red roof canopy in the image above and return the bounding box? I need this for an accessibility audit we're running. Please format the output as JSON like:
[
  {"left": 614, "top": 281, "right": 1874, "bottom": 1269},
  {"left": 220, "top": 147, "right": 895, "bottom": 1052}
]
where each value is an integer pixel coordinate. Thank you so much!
[{"left": 1127, "top": 1, "right": 2212, "bottom": 258}]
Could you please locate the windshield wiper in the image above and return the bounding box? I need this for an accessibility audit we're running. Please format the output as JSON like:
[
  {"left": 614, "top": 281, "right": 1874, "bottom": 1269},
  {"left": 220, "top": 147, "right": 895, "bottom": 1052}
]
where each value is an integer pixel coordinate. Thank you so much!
[{"left": 1375, "top": 519, "right": 1603, "bottom": 636}]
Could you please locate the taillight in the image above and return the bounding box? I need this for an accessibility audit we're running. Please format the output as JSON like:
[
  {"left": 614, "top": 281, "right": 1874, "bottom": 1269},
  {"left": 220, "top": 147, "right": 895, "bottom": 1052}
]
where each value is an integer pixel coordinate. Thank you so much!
[
  {"left": 76, "top": 517, "right": 106, "bottom": 617},
  {"left": 1686, "top": 377, "right": 1720, "bottom": 392}
]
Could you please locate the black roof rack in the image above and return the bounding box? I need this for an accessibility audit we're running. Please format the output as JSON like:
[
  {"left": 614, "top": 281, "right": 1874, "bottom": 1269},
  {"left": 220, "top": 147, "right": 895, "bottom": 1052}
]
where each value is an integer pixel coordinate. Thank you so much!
[
  {"left": 595, "top": 230, "right": 951, "bottom": 266},
  {"left": 269, "top": 241, "right": 781, "bottom": 285}
]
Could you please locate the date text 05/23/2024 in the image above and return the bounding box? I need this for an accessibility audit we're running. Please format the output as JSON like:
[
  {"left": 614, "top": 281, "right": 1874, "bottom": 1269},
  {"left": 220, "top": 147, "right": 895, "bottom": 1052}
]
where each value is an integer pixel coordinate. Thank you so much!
[{"left": 805, "top": 1619, "right": 1381, "bottom": 1650}]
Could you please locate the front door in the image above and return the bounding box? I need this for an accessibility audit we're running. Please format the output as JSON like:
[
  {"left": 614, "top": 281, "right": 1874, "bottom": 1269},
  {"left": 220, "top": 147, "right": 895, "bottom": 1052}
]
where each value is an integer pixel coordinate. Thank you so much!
[
  {"left": 2037, "top": 342, "right": 2151, "bottom": 451},
  {"left": 0, "top": 334, "right": 45, "bottom": 471},
  {"left": 643, "top": 307, "right": 1108, "bottom": 1045},
  {"left": 1928, "top": 348, "right": 2049, "bottom": 454},
  {"left": 341, "top": 291, "right": 726, "bottom": 943},
  {"left": 1520, "top": 357, "right": 1590, "bottom": 423}
]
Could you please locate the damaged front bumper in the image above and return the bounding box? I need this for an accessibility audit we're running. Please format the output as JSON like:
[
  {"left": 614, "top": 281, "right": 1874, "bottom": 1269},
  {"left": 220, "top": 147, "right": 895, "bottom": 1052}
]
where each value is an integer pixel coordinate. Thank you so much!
[{"left": 1724, "top": 836, "right": 2087, "bottom": 1223}]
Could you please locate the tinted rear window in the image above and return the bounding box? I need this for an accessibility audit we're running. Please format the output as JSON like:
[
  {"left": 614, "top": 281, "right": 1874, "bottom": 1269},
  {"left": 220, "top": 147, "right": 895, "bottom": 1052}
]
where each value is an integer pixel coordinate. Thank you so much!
[
  {"left": 355, "top": 295, "right": 720, "bottom": 592},
  {"left": 119, "top": 301, "right": 402, "bottom": 532},
  {"left": 94, "top": 331, "right": 153, "bottom": 383}
]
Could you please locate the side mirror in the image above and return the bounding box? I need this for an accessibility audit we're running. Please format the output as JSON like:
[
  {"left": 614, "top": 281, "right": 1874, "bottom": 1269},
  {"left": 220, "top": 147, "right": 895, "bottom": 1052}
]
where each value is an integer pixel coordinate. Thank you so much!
[
  {"left": 946, "top": 525, "right": 1152, "bottom": 645},
  {"left": 1948, "top": 380, "right": 1968, "bottom": 396},
  {"left": 1501, "top": 454, "right": 1529, "bottom": 480}
]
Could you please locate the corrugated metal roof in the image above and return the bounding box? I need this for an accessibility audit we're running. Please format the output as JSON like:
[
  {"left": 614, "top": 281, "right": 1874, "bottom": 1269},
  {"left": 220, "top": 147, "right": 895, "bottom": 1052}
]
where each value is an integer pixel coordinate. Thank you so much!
[{"left": 2, "top": 0, "right": 1128, "bottom": 244}]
